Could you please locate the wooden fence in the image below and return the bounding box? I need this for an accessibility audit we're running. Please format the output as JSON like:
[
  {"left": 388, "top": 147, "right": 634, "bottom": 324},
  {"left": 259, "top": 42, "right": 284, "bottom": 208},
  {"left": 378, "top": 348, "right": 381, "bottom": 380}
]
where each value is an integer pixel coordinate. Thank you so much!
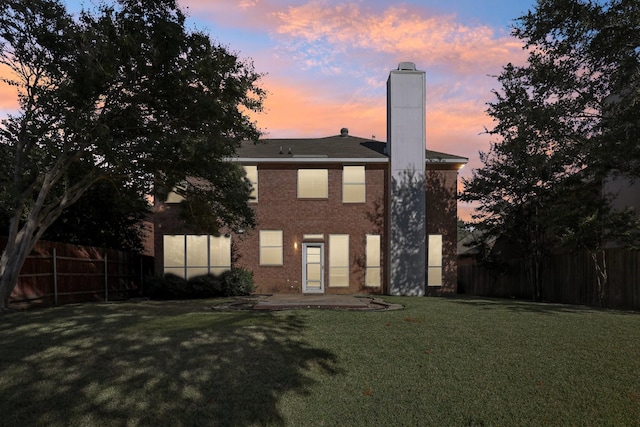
[
  {"left": 458, "top": 248, "right": 640, "bottom": 311},
  {"left": 2, "top": 238, "right": 154, "bottom": 308}
]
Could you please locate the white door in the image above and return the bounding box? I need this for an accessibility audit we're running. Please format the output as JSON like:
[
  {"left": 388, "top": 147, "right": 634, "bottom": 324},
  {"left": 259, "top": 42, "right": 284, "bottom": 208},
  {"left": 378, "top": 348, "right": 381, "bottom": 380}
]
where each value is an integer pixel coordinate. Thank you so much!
[{"left": 302, "top": 243, "right": 324, "bottom": 293}]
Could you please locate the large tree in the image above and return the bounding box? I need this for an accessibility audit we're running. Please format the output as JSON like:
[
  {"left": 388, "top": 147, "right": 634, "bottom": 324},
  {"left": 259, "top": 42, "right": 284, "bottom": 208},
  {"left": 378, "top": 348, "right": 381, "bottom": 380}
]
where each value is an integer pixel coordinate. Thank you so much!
[
  {"left": 463, "top": 0, "right": 640, "bottom": 301},
  {"left": 513, "top": 0, "right": 640, "bottom": 175},
  {"left": 40, "top": 179, "right": 150, "bottom": 253},
  {"left": 0, "top": 0, "right": 264, "bottom": 309}
]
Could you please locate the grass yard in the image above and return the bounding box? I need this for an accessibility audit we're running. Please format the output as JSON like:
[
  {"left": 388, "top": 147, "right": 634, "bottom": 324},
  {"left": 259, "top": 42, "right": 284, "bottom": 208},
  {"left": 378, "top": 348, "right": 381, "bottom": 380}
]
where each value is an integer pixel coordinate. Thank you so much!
[{"left": 1, "top": 296, "right": 639, "bottom": 426}]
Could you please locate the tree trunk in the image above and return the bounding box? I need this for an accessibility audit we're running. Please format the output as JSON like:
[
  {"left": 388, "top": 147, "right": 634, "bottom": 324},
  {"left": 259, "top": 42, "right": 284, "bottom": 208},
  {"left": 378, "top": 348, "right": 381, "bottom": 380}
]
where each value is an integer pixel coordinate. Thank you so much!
[
  {"left": 0, "top": 229, "right": 39, "bottom": 310},
  {"left": 525, "top": 254, "right": 542, "bottom": 302},
  {"left": 590, "top": 249, "right": 608, "bottom": 307},
  {"left": 0, "top": 181, "right": 63, "bottom": 310}
]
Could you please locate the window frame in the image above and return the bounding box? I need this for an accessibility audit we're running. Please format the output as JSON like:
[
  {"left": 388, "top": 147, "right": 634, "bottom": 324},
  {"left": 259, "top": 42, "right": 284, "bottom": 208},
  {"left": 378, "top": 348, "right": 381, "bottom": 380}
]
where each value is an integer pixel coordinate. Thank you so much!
[
  {"left": 244, "top": 165, "right": 258, "bottom": 203},
  {"left": 329, "top": 234, "right": 349, "bottom": 287},
  {"left": 297, "top": 169, "right": 329, "bottom": 199},
  {"left": 163, "top": 234, "right": 231, "bottom": 279},
  {"left": 427, "top": 234, "right": 443, "bottom": 287},
  {"left": 260, "top": 230, "right": 284, "bottom": 266},
  {"left": 342, "top": 165, "right": 366, "bottom": 203},
  {"left": 365, "top": 234, "right": 381, "bottom": 287}
]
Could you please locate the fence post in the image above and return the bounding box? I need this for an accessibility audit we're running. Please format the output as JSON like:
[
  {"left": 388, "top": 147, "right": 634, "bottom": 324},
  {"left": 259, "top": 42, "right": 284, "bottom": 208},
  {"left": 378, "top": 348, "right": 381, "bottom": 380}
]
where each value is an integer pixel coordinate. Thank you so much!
[
  {"left": 53, "top": 247, "right": 58, "bottom": 306},
  {"left": 104, "top": 252, "right": 109, "bottom": 302},
  {"left": 140, "top": 257, "right": 144, "bottom": 295}
]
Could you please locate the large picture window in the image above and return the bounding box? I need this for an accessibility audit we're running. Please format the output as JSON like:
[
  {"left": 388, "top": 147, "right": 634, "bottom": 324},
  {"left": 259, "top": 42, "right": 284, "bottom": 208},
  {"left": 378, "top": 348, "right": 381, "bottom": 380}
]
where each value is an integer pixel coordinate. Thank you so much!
[
  {"left": 365, "top": 234, "right": 381, "bottom": 287},
  {"left": 244, "top": 165, "right": 258, "bottom": 203},
  {"left": 260, "top": 230, "right": 283, "bottom": 266},
  {"left": 343, "top": 166, "right": 365, "bottom": 203},
  {"left": 329, "top": 234, "right": 349, "bottom": 287},
  {"left": 428, "top": 234, "right": 443, "bottom": 286},
  {"left": 298, "top": 169, "right": 328, "bottom": 198},
  {"left": 163, "top": 235, "right": 231, "bottom": 279}
]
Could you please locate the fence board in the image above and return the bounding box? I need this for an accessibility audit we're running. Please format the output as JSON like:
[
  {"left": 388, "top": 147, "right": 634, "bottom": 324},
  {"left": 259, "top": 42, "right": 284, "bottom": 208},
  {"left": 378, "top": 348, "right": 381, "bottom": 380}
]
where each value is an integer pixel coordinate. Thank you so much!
[
  {"left": 1, "top": 238, "right": 153, "bottom": 308},
  {"left": 458, "top": 248, "right": 640, "bottom": 311}
]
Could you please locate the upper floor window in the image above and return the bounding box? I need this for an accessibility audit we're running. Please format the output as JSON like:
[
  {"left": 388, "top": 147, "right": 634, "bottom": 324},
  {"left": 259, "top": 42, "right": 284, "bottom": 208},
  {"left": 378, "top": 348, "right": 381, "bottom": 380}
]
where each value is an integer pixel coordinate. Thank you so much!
[
  {"left": 244, "top": 165, "right": 258, "bottom": 203},
  {"left": 298, "top": 169, "right": 328, "bottom": 199},
  {"left": 165, "top": 181, "right": 186, "bottom": 203},
  {"left": 343, "top": 166, "right": 365, "bottom": 203}
]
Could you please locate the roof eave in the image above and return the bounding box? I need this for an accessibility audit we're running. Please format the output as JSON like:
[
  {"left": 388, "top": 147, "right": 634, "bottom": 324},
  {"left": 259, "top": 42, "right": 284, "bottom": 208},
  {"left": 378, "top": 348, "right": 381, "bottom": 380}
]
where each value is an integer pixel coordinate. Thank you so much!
[
  {"left": 426, "top": 158, "right": 469, "bottom": 164},
  {"left": 230, "top": 157, "right": 389, "bottom": 163}
]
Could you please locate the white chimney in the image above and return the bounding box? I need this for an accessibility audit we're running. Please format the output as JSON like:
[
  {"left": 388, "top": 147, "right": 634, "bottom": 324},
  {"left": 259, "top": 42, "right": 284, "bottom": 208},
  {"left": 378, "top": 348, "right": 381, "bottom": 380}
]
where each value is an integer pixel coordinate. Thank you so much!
[{"left": 386, "top": 62, "right": 426, "bottom": 296}]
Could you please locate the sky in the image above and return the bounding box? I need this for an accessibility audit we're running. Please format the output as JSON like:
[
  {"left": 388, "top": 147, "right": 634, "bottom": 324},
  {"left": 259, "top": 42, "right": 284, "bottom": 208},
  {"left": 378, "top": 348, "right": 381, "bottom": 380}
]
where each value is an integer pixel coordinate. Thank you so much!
[{"left": 0, "top": 0, "right": 539, "bottom": 219}]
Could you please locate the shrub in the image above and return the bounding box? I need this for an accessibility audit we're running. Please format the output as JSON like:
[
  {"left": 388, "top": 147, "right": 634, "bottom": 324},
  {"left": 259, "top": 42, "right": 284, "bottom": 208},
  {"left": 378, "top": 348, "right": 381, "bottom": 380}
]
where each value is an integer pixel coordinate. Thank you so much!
[
  {"left": 145, "top": 273, "right": 190, "bottom": 300},
  {"left": 187, "top": 274, "right": 224, "bottom": 298},
  {"left": 145, "top": 268, "right": 254, "bottom": 300},
  {"left": 221, "top": 267, "right": 255, "bottom": 296}
]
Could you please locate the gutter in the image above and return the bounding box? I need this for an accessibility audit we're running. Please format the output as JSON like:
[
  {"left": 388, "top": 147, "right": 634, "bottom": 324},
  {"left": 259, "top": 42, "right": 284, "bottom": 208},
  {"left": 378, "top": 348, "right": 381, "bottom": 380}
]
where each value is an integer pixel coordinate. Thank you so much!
[{"left": 229, "top": 157, "right": 390, "bottom": 163}]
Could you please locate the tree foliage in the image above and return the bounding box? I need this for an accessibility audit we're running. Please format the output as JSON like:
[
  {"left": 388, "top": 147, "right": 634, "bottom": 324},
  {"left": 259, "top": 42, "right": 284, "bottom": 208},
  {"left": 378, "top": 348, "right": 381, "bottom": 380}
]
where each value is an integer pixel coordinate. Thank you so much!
[
  {"left": 462, "top": 0, "right": 640, "bottom": 302},
  {"left": 0, "top": 0, "right": 264, "bottom": 308},
  {"left": 41, "top": 179, "right": 150, "bottom": 253}
]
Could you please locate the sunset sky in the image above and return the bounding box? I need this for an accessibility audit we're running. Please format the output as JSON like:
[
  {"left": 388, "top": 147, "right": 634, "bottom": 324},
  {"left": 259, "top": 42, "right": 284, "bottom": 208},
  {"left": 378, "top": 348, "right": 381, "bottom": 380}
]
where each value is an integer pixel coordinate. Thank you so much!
[{"left": 0, "top": 0, "right": 539, "bottom": 218}]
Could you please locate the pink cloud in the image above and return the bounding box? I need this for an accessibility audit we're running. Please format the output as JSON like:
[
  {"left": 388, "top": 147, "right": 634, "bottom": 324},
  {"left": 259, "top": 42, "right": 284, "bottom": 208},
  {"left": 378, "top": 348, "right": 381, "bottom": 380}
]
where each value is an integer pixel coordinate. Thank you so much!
[
  {"left": 247, "top": 74, "right": 386, "bottom": 139},
  {"left": 270, "top": 2, "right": 524, "bottom": 76},
  {"left": 0, "top": 64, "right": 19, "bottom": 113},
  {"left": 0, "top": 86, "right": 18, "bottom": 113},
  {"left": 249, "top": 72, "right": 492, "bottom": 172},
  {"left": 178, "top": 0, "right": 283, "bottom": 30},
  {"left": 181, "top": 1, "right": 525, "bottom": 77}
]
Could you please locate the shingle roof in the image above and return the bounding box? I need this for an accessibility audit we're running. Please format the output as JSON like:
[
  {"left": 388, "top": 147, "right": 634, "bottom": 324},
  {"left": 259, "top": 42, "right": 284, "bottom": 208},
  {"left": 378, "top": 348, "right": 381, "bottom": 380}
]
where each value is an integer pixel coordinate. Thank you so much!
[{"left": 235, "top": 133, "right": 468, "bottom": 164}]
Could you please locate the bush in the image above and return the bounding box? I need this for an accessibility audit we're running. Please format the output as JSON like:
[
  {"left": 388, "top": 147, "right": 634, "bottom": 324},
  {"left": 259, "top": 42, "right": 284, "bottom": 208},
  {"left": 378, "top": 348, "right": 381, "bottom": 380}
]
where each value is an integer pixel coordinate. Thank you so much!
[
  {"left": 221, "top": 267, "right": 255, "bottom": 296},
  {"left": 145, "top": 268, "right": 254, "bottom": 300},
  {"left": 145, "top": 273, "right": 190, "bottom": 300},
  {"left": 188, "top": 274, "right": 224, "bottom": 298}
]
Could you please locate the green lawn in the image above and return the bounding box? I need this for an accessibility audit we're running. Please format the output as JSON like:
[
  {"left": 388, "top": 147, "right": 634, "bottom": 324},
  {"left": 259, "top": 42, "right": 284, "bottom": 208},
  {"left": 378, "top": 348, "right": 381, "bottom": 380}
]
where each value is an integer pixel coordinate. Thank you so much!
[{"left": 1, "top": 297, "right": 639, "bottom": 426}]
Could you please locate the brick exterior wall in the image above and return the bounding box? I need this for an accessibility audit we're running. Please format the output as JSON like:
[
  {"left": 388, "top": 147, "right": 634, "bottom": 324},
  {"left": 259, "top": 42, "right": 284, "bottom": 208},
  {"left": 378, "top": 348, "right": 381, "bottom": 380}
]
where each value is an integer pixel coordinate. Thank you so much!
[
  {"left": 425, "top": 166, "right": 460, "bottom": 295},
  {"left": 152, "top": 162, "right": 461, "bottom": 296},
  {"left": 233, "top": 163, "right": 387, "bottom": 295}
]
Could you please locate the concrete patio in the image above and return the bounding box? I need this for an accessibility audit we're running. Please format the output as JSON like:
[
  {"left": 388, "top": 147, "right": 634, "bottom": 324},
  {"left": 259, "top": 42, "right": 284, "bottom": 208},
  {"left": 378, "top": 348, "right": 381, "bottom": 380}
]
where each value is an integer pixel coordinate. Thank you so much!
[{"left": 212, "top": 294, "right": 403, "bottom": 311}]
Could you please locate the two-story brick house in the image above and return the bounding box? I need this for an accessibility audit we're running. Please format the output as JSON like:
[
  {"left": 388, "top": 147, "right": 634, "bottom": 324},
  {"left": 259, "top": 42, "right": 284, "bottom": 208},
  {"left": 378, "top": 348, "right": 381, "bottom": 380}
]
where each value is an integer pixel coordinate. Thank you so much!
[{"left": 153, "top": 63, "right": 468, "bottom": 296}]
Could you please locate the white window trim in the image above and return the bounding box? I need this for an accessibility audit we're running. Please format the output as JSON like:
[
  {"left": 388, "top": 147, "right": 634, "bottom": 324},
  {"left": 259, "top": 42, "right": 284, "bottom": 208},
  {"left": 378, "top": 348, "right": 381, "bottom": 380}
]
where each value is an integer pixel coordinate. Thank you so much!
[
  {"left": 427, "top": 234, "right": 443, "bottom": 287},
  {"left": 244, "top": 165, "right": 258, "bottom": 203},
  {"left": 343, "top": 165, "right": 366, "bottom": 203},
  {"left": 297, "top": 169, "right": 329, "bottom": 199},
  {"left": 260, "top": 230, "right": 284, "bottom": 266},
  {"left": 365, "top": 234, "right": 381, "bottom": 287},
  {"left": 163, "top": 235, "right": 231, "bottom": 280},
  {"left": 329, "top": 234, "right": 349, "bottom": 287}
]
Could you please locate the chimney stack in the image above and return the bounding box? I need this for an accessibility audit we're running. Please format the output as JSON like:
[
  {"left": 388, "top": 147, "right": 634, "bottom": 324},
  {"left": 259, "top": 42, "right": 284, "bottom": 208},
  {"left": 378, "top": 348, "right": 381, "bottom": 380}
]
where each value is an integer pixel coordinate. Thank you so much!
[{"left": 386, "top": 62, "right": 427, "bottom": 296}]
